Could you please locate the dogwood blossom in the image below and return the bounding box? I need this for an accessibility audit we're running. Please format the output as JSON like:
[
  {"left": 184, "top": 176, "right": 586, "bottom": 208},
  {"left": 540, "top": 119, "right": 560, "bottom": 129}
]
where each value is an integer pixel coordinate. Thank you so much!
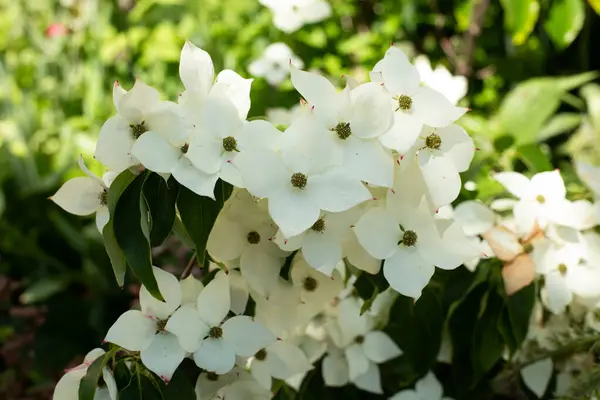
[
  {"left": 53, "top": 348, "right": 117, "bottom": 400},
  {"left": 249, "top": 43, "right": 303, "bottom": 85},
  {"left": 259, "top": 0, "right": 332, "bottom": 33},
  {"left": 413, "top": 55, "right": 468, "bottom": 105},
  {"left": 371, "top": 46, "right": 467, "bottom": 154},
  {"left": 95, "top": 80, "right": 187, "bottom": 172},
  {"left": 390, "top": 371, "right": 454, "bottom": 400},
  {"left": 290, "top": 65, "right": 395, "bottom": 187},
  {"left": 104, "top": 267, "right": 186, "bottom": 382},
  {"left": 50, "top": 156, "right": 113, "bottom": 232}
]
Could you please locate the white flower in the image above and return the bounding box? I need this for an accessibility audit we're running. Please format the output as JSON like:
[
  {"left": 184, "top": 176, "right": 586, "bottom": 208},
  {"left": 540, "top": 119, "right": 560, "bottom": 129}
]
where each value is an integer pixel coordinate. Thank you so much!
[
  {"left": 452, "top": 200, "right": 496, "bottom": 271},
  {"left": 50, "top": 156, "right": 112, "bottom": 233},
  {"left": 575, "top": 160, "right": 600, "bottom": 198},
  {"left": 195, "top": 367, "right": 271, "bottom": 400},
  {"left": 534, "top": 237, "right": 600, "bottom": 313},
  {"left": 104, "top": 267, "right": 185, "bottom": 382},
  {"left": 409, "top": 124, "right": 475, "bottom": 207},
  {"left": 413, "top": 55, "right": 468, "bottom": 105},
  {"left": 322, "top": 346, "right": 385, "bottom": 394},
  {"left": 246, "top": 341, "right": 312, "bottom": 390},
  {"left": 186, "top": 93, "right": 282, "bottom": 188},
  {"left": 520, "top": 358, "right": 553, "bottom": 398},
  {"left": 259, "top": 0, "right": 332, "bottom": 33},
  {"left": 371, "top": 46, "right": 467, "bottom": 154},
  {"left": 274, "top": 209, "right": 359, "bottom": 275},
  {"left": 95, "top": 80, "right": 188, "bottom": 172},
  {"left": 233, "top": 115, "right": 371, "bottom": 238},
  {"left": 390, "top": 371, "right": 453, "bottom": 400},
  {"left": 249, "top": 43, "right": 304, "bottom": 85},
  {"left": 166, "top": 273, "right": 276, "bottom": 374},
  {"left": 178, "top": 41, "right": 253, "bottom": 124},
  {"left": 129, "top": 103, "right": 219, "bottom": 198},
  {"left": 354, "top": 195, "right": 478, "bottom": 299},
  {"left": 53, "top": 348, "right": 117, "bottom": 400},
  {"left": 290, "top": 65, "right": 395, "bottom": 187},
  {"left": 289, "top": 256, "right": 344, "bottom": 304},
  {"left": 207, "top": 190, "right": 289, "bottom": 297},
  {"left": 329, "top": 297, "right": 402, "bottom": 381},
  {"left": 493, "top": 170, "right": 572, "bottom": 234}
]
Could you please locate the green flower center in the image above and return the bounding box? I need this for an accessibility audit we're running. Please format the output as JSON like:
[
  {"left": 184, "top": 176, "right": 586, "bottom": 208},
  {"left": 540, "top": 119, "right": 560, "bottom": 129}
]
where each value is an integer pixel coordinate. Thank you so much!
[
  {"left": 255, "top": 349, "right": 267, "bottom": 361},
  {"left": 354, "top": 335, "right": 365, "bottom": 344},
  {"left": 401, "top": 230, "right": 418, "bottom": 247},
  {"left": 156, "top": 319, "right": 168, "bottom": 332},
  {"left": 99, "top": 189, "right": 108, "bottom": 206},
  {"left": 291, "top": 173, "right": 307, "bottom": 189},
  {"left": 303, "top": 277, "right": 318, "bottom": 292},
  {"left": 208, "top": 326, "right": 223, "bottom": 339},
  {"left": 332, "top": 122, "right": 352, "bottom": 140},
  {"left": 130, "top": 122, "right": 148, "bottom": 139},
  {"left": 397, "top": 95, "right": 412, "bottom": 111},
  {"left": 222, "top": 136, "right": 238, "bottom": 152},
  {"left": 311, "top": 218, "right": 326, "bottom": 233},
  {"left": 522, "top": 243, "right": 534, "bottom": 254},
  {"left": 558, "top": 263, "right": 568, "bottom": 275},
  {"left": 536, "top": 195, "right": 546, "bottom": 204},
  {"left": 247, "top": 231, "right": 261, "bottom": 244},
  {"left": 425, "top": 133, "right": 442, "bottom": 150}
]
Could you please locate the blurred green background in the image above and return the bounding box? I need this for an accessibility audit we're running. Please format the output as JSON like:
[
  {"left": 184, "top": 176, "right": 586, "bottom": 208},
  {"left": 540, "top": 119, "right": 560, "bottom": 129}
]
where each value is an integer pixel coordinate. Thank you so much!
[{"left": 1, "top": 0, "right": 599, "bottom": 398}]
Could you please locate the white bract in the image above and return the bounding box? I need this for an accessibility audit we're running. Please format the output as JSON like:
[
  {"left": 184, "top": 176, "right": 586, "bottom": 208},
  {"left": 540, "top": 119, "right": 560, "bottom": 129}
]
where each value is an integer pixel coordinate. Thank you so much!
[
  {"left": 390, "top": 371, "right": 454, "bottom": 400},
  {"left": 259, "top": 0, "right": 332, "bottom": 33},
  {"left": 245, "top": 341, "right": 312, "bottom": 390},
  {"left": 371, "top": 46, "right": 467, "bottom": 155},
  {"left": 354, "top": 194, "right": 478, "bottom": 298},
  {"left": 493, "top": 170, "right": 572, "bottom": 234},
  {"left": 249, "top": 43, "right": 304, "bottom": 85},
  {"left": 234, "top": 115, "right": 371, "bottom": 237},
  {"left": 53, "top": 348, "right": 117, "bottom": 400},
  {"left": 104, "top": 267, "right": 186, "bottom": 382},
  {"left": 290, "top": 65, "right": 395, "bottom": 187},
  {"left": 50, "top": 156, "right": 113, "bottom": 233},
  {"left": 178, "top": 41, "right": 253, "bottom": 124},
  {"left": 413, "top": 55, "right": 468, "bottom": 105},
  {"left": 166, "top": 272, "right": 276, "bottom": 374},
  {"left": 207, "top": 190, "right": 289, "bottom": 297},
  {"left": 95, "top": 80, "right": 187, "bottom": 172}
]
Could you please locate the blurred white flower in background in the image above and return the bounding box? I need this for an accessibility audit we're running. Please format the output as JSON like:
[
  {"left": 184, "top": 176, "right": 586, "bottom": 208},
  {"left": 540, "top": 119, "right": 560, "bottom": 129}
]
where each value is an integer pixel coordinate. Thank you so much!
[
  {"left": 259, "top": 0, "right": 332, "bottom": 33},
  {"left": 266, "top": 104, "right": 306, "bottom": 126},
  {"left": 249, "top": 43, "right": 304, "bottom": 85},
  {"left": 414, "top": 55, "right": 468, "bottom": 105}
]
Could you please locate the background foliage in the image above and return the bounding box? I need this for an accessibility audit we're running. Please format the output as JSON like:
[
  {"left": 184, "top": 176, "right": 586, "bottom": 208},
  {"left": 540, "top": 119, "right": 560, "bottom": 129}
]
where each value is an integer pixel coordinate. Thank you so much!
[{"left": 1, "top": 0, "right": 600, "bottom": 398}]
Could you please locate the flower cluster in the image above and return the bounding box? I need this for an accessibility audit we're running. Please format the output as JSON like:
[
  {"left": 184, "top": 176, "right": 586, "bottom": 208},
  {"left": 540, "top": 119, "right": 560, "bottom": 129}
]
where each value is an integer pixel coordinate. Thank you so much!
[{"left": 50, "top": 39, "right": 600, "bottom": 398}]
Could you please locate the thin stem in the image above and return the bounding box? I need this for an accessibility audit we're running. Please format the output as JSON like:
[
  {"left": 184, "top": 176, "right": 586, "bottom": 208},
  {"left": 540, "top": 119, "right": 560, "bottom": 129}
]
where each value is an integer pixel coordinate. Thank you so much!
[{"left": 180, "top": 251, "right": 197, "bottom": 280}]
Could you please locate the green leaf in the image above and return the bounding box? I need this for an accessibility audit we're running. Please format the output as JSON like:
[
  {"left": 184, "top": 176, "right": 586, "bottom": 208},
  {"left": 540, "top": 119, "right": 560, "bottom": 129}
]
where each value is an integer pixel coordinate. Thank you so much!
[
  {"left": 589, "top": 0, "right": 600, "bottom": 15},
  {"left": 471, "top": 291, "right": 505, "bottom": 380},
  {"left": 581, "top": 83, "right": 600, "bottom": 129},
  {"left": 499, "top": 0, "right": 540, "bottom": 45},
  {"left": 538, "top": 113, "right": 582, "bottom": 141},
  {"left": 102, "top": 169, "right": 138, "bottom": 286},
  {"left": 78, "top": 354, "right": 109, "bottom": 400},
  {"left": 20, "top": 277, "right": 70, "bottom": 304},
  {"left": 161, "top": 360, "right": 198, "bottom": 400},
  {"left": 496, "top": 79, "right": 563, "bottom": 144},
  {"left": 176, "top": 180, "right": 232, "bottom": 266},
  {"left": 503, "top": 282, "right": 536, "bottom": 349},
  {"left": 544, "top": 0, "right": 585, "bottom": 49},
  {"left": 516, "top": 144, "right": 553, "bottom": 172},
  {"left": 102, "top": 221, "right": 126, "bottom": 287},
  {"left": 141, "top": 173, "right": 179, "bottom": 247},
  {"left": 556, "top": 71, "right": 600, "bottom": 91},
  {"left": 114, "top": 171, "right": 163, "bottom": 301},
  {"left": 119, "top": 369, "right": 163, "bottom": 400},
  {"left": 387, "top": 288, "right": 443, "bottom": 375}
]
